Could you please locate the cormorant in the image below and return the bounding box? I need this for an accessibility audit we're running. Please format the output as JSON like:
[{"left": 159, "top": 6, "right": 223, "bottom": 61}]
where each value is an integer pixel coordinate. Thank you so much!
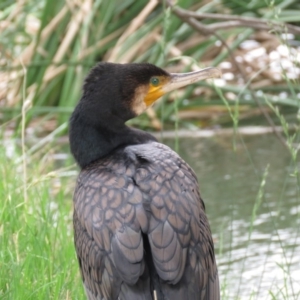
[{"left": 69, "top": 62, "right": 221, "bottom": 300}]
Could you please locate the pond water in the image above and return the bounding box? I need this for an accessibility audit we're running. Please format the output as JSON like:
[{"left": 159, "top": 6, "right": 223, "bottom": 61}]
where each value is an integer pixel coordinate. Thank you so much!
[{"left": 161, "top": 133, "right": 300, "bottom": 299}]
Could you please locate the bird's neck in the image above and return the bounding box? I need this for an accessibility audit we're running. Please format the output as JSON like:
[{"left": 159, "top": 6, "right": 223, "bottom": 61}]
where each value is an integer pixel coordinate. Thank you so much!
[{"left": 69, "top": 111, "right": 156, "bottom": 169}]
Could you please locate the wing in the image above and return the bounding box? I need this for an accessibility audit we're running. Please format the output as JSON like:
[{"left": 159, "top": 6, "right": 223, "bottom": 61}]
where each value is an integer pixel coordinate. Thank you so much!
[
  {"left": 73, "top": 155, "right": 152, "bottom": 300},
  {"left": 73, "top": 142, "right": 219, "bottom": 300},
  {"left": 130, "top": 142, "right": 219, "bottom": 300}
]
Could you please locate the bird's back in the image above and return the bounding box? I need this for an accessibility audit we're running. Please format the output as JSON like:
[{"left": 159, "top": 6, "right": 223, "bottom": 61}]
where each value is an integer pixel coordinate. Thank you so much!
[{"left": 73, "top": 141, "right": 219, "bottom": 300}]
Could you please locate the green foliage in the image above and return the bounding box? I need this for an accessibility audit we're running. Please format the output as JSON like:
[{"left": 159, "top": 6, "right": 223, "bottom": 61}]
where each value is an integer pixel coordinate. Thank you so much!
[
  {"left": 0, "top": 0, "right": 299, "bottom": 131},
  {"left": 0, "top": 147, "right": 84, "bottom": 299},
  {"left": 0, "top": 1, "right": 300, "bottom": 297}
]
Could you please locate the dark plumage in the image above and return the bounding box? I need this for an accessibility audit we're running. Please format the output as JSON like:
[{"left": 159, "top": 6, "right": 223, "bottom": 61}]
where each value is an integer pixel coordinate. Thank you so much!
[{"left": 69, "top": 62, "right": 221, "bottom": 300}]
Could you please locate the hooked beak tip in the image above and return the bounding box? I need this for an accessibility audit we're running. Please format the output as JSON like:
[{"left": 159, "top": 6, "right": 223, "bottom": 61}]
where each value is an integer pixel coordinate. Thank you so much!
[{"left": 163, "top": 67, "right": 222, "bottom": 94}]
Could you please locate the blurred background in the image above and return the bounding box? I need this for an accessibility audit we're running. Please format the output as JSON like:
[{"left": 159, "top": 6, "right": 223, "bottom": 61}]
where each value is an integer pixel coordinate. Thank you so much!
[{"left": 0, "top": 0, "right": 299, "bottom": 299}]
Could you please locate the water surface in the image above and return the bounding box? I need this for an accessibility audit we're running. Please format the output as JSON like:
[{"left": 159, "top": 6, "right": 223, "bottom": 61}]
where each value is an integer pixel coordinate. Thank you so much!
[{"left": 162, "top": 133, "right": 300, "bottom": 299}]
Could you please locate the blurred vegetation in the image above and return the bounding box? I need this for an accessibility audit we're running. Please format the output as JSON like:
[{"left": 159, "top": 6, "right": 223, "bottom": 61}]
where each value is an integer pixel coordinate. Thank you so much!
[
  {"left": 0, "top": 0, "right": 299, "bottom": 135},
  {"left": 1, "top": 1, "right": 300, "bottom": 299}
]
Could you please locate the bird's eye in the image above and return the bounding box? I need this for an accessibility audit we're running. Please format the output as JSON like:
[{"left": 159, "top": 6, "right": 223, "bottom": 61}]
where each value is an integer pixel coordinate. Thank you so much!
[{"left": 150, "top": 77, "right": 160, "bottom": 86}]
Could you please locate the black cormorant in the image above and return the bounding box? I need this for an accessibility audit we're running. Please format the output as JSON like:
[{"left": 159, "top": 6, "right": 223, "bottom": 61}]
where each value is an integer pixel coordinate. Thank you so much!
[{"left": 69, "top": 62, "right": 221, "bottom": 300}]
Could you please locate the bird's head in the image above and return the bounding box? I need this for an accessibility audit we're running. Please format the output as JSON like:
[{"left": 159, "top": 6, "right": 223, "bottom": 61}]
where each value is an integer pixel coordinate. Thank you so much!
[{"left": 80, "top": 62, "right": 221, "bottom": 124}]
